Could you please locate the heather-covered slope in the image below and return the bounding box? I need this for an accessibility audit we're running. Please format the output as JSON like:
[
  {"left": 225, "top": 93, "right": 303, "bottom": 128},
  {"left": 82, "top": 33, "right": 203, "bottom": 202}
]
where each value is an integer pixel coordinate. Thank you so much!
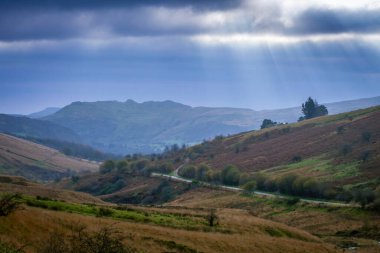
[{"left": 0, "top": 133, "right": 98, "bottom": 181}]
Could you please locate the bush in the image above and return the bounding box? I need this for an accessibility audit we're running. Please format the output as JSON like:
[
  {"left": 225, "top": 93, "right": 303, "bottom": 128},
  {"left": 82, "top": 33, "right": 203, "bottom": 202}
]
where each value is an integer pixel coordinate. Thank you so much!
[
  {"left": 207, "top": 209, "right": 218, "bottom": 227},
  {"left": 221, "top": 165, "right": 240, "bottom": 186},
  {"left": 285, "top": 197, "right": 300, "bottom": 206},
  {"left": 243, "top": 181, "right": 257, "bottom": 192},
  {"left": 359, "top": 151, "right": 371, "bottom": 162},
  {"left": 100, "top": 160, "right": 116, "bottom": 174},
  {"left": 292, "top": 156, "right": 302, "bottom": 163},
  {"left": 341, "top": 144, "right": 352, "bottom": 156},
  {"left": 97, "top": 207, "right": 113, "bottom": 217},
  {"left": 0, "top": 193, "right": 21, "bottom": 216},
  {"left": 180, "top": 166, "right": 197, "bottom": 178},
  {"left": 361, "top": 132, "right": 372, "bottom": 142},
  {"left": 0, "top": 241, "right": 25, "bottom": 253},
  {"left": 353, "top": 188, "right": 375, "bottom": 208},
  {"left": 39, "top": 224, "right": 135, "bottom": 253},
  {"left": 336, "top": 126, "right": 345, "bottom": 134},
  {"left": 277, "top": 174, "right": 298, "bottom": 195}
]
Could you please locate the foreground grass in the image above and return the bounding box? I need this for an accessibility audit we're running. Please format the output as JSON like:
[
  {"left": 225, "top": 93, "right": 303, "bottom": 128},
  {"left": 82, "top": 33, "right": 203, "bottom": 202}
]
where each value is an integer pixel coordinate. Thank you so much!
[{"left": 21, "top": 195, "right": 212, "bottom": 231}]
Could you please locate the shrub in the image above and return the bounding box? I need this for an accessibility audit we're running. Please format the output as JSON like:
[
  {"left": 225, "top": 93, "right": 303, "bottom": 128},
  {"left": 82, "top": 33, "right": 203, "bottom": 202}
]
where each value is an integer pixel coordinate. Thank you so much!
[
  {"left": 359, "top": 151, "right": 371, "bottom": 162},
  {"left": 0, "top": 241, "right": 25, "bottom": 253},
  {"left": 285, "top": 197, "right": 300, "bottom": 206},
  {"left": 39, "top": 224, "right": 135, "bottom": 253},
  {"left": 97, "top": 207, "right": 113, "bottom": 217},
  {"left": 353, "top": 188, "right": 375, "bottom": 208},
  {"left": 71, "top": 175, "right": 79, "bottom": 183},
  {"left": 341, "top": 144, "right": 352, "bottom": 156},
  {"left": 336, "top": 126, "right": 345, "bottom": 134},
  {"left": 100, "top": 160, "right": 116, "bottom": 174},
  {"left": 221, "top": 165, "right": 241, "bottom": 186},
  {"left": 207, "top": 209, "right": 218, "bottom": 227},
  {"left": 196, "top": 164, "right": 211, "bottom": 181},
  {"left": 0, "top": 193, "right": 21, "bottom": 216},
  {"left": 243, "top": 181, "right": 257, "bottom": 192},
  {"left": 180, "top": 166, "right": 197, "bottom": 179},
  {"left": 292, "top": 156, "right": 302, "bottom": 163},
  {"left": 277, "top": 174, "right": 298, "bottom": 195},
  {"left": 361, "top": 132, "right": 372, "bottom": 142}
]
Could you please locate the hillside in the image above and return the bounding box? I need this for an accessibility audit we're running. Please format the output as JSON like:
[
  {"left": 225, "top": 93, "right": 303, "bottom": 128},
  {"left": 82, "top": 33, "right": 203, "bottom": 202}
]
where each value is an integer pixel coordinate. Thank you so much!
[
  {"left": 0, "top": 114, "right": 79, "bottom": 142},
  {"left": 254, "top": 96, "right": 380, "bottom": 124},
  {"left": 42, "top": 96, "right": 380, "bottom": 155},
  {"left": 172, "top": 106, "right": 380, "bottom": 201},
  {"left": 0, "top": 202, "right": 337, "bottom": 253},
  {"left": 0, "top": 133, "right": 98, "bottom": 181},
  {"left": 0, "top": 175, "right": 106, "bottom": 204}
]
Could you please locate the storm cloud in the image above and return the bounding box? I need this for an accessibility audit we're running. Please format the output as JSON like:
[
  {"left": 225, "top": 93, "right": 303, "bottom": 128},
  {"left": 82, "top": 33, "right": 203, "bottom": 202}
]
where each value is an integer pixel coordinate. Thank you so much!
[{"left": 0, "top": 0, "right": 379, "bottom": 42}]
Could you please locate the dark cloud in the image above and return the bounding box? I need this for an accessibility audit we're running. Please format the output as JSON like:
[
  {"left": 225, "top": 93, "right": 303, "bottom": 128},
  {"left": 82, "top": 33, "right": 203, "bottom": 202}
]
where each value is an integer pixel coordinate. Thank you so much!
[
  {"left": 0, "top": 0, "right": 242, "bottom": 11},
  {"left": 292, "top": 8, "right": 380, "bottom": 35},
  {"left": 1, "top": 1, "right": 380, "bottom": 42}
]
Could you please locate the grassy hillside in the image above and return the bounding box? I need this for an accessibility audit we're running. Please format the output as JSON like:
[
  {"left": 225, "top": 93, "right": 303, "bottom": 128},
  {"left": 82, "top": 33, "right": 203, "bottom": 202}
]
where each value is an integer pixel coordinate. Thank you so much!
[
  {"left": 0, "top": 114, "right": 79, "bottom": 142},
  {"left": 140, "top": 106, "right": 379, "bottom": 206},
  {"left": 0, "top": 175, "right": 106, "bottom": 205},
  {"left": 0, "top": 195, "right": 338, "bottom": 253},
  {"left": 0, "top": 133, "right": 98, "bottom": 182},
  {"left": 16, "top": 135, "right": 119, "bottom": 162}
]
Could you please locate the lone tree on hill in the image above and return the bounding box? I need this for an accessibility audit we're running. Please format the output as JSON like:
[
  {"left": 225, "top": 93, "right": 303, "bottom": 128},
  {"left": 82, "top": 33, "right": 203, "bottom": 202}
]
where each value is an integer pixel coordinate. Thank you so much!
[
  {"left": 260, "top": 119, "right": 277, "bottom": 129},
  {"left": 300, "top": 97, "right": 328, "bottom": 121}
]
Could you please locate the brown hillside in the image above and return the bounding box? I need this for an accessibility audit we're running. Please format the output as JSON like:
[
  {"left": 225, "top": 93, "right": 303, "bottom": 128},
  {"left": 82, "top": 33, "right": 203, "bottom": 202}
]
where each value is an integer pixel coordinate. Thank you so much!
[
  {"left": 0, "top": 175, "right": 106, "bottom": 204},
  {"left": 0, "top": 133, "right": 98, "bottom": 181},
  {"left": 56, "top": 171, "right": 192, "bottom": 204},
  {"left": 0, "top": 206, "right": 338, "bottom": 253},
  {"left": 185, "top": 106, "right": 380, "bottom": 186}
]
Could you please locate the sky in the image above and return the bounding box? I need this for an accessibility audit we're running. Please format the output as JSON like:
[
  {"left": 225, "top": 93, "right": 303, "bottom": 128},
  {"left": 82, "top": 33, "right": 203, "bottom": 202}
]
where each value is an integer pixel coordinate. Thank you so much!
[{"left": 1, "top": 0, "right": 380, "bottom": 114}]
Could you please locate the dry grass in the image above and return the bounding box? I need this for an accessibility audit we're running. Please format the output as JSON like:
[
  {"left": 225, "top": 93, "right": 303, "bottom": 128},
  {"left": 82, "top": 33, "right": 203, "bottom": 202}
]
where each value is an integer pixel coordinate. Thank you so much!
[
  {"left": 170, "top": 187, "right": 380, "bottom": 252},
  {"left": 0, "top": 133, "right": 98, "bottom": 176},
  {"left": 0, "top": 175, "right": 106, "bottom": 205},
  {"left": 0, "top": 206, "right": 338, "bottom": 253}
]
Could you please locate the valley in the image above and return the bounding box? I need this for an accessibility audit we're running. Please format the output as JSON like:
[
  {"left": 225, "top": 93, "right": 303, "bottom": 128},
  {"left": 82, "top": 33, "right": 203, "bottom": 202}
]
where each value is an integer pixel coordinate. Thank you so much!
[{"left": 0, "top": 103, "right": 379, "bottom": 253}]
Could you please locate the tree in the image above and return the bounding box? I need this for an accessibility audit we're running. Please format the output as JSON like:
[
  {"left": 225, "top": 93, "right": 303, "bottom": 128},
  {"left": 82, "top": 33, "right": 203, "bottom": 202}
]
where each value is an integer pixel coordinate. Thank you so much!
[
  {"left": 260, "top": 119, "right": 277, "bottom": 129},
  {"left": 243, "top": 180, "right": 257, "bottom": 192},
  {"left": 0, "top": 193, "right": 21, "bottom": 216},
  {"left": 100, "top": 160, "right": 115, "bottom": 174},
  {"left": 207, "top": 209, "right": 218, "bottom": 227},
  {"left": 221, "top": 165, "right": 240, "bottom": 186},
  {"left": 301, "top": 97, "right": 328, "bottom": 120}
]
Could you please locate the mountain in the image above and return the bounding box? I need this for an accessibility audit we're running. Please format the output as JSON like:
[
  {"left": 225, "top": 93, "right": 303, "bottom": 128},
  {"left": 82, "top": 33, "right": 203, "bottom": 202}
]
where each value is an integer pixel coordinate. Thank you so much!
[
  {"left": 28, "top": 107, "right": 61, "bottom": 118},
  {"left": 0, "top": 114, "right": 79, "bottom": 142},
  {"left": 44, "top": 100, "right": 256, "bottom": 154},
  {"left": 0, "top": 133, "right": 98, "bottom": 182},
  {"left": 43, "top": 97, "right": 380, "bottom": 155}
]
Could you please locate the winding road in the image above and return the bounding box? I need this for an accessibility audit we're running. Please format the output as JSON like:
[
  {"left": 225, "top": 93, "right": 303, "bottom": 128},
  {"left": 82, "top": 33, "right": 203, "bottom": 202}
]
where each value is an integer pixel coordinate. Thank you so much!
[{"left": 151, "top": 165, "right": 355, "bottom": 207}]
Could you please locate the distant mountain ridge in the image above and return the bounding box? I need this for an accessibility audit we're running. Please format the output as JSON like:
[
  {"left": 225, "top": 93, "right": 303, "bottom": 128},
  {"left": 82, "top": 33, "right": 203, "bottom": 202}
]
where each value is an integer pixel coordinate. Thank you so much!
[
  {"left": 28, "top": 107, "right": 61, "bottom": 118},
  {"left": 42, "top": 96, "right": 380, "bottom": 154},
  {"left": 43, "top": 100, "right": 256, "bottom": 154}
]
